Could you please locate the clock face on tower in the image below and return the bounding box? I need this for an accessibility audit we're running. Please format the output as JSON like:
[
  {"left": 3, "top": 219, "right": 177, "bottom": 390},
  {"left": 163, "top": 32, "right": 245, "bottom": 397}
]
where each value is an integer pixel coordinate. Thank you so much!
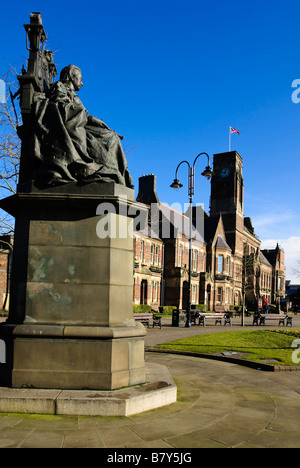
[
  {"left": 220, "top": 168, "right": 230, "bottom": 178},
  {"left": 210, "top": 152, "right": 244, "bottom": 218}
]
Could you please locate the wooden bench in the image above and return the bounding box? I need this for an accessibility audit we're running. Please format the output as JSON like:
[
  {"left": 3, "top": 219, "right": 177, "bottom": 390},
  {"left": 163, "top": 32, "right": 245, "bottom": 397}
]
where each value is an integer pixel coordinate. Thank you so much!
[
  {"left": 214, "top": 306, "right": 225, "bottom": 314},
  {"left": 198, "top": 313, "right": 232, "bottom": 327},
  {"left": 152, "top": 312, "right": 162, "bottom": 329},
  {"left": 134, "top": 313, "right": 152, "bottom": 328},
  {"left": 190, "top": 310, "right": 201, "bottom": 326},
  {"left": 253, "top": 313, "right": 293, "bottom": 327},
  {"left": 134, "top": 312, "right": 162, "bottom": 329}
]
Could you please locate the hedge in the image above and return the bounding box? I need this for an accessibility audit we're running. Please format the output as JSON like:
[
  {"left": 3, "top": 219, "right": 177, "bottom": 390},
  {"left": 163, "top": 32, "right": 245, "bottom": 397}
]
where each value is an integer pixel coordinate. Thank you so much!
[
  {"left": 133, "top": 305, "right": 177, "bottom": 315},
  {"left": 159, "top": 306, "right": 177, "bottom": 315},
  {"left": 133, "top": 304, "right": 152, "bottom": 314},
  {"left": 190, "top": 304, "right": 206, "bottom": 312}
]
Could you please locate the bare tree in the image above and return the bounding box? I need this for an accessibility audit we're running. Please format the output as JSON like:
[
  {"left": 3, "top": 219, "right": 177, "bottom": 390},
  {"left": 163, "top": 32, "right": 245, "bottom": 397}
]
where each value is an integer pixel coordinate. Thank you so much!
[
  {"left": 292, "top": 261, "right": 300, "bottom": 278},
  {"left": 0, "top": 65, "right": 21, "bottom": 236}
]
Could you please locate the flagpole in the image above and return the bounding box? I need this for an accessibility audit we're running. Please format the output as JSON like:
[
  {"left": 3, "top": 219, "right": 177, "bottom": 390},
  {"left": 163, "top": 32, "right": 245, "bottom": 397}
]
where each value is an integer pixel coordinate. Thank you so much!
[{"left": 229, "top": 127, "right": 240, "bottom": 151}]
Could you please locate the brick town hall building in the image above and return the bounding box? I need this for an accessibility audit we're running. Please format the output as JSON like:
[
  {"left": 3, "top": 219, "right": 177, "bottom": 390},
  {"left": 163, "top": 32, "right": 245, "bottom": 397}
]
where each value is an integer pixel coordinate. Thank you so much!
[
  {"left": 133, "top": 151, "right": 286, "bottom": 312},
  {"left": 0, "top": 151, "right": 285, "bottom": 313}
]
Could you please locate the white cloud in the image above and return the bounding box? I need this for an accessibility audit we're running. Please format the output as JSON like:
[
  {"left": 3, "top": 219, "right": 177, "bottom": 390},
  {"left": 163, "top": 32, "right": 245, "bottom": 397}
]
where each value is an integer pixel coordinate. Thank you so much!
[
  {"left": 261, "top": 236, "right": 300, "bottom": 284},
  {"left": 251, "top": 209, "right": 299, "bottom": 240},
  {"left": 251, "top": 207, "right": 300, "bottom": 284}
]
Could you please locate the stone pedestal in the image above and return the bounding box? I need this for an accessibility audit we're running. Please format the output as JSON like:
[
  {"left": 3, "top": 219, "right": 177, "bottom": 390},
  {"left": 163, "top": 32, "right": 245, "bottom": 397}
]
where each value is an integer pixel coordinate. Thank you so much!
[{"left": 0, "top": 182, "right": 148, "bottom": 390}]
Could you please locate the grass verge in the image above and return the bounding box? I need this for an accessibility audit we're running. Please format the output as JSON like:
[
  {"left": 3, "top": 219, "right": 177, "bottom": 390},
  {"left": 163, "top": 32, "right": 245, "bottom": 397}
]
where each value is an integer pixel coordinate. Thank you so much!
[{"left": 154, "top": 330, "right": 300, "bottom": 366}]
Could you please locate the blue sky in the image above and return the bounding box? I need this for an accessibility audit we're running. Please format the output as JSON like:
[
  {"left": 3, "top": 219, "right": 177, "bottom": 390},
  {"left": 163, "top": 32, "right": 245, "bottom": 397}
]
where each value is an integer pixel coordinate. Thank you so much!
[{"left": 0, "top": 0, "right": 300, "bottom": 281}]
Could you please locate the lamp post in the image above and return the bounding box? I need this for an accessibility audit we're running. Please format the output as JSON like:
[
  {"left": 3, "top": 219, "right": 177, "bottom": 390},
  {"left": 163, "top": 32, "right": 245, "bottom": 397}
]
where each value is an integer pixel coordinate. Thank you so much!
[{"left": 170, "top": 153, "right": 214, "bottom": 327}]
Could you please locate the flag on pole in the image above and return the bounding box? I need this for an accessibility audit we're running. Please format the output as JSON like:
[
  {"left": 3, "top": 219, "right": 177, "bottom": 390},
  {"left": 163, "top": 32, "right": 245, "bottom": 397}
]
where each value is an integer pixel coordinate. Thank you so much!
[
  {"left": 230, "top": 126, "right": 240, "bottom": 135},
  {"left": 229, "top": 126, "right": 240, "bottom": 151}
]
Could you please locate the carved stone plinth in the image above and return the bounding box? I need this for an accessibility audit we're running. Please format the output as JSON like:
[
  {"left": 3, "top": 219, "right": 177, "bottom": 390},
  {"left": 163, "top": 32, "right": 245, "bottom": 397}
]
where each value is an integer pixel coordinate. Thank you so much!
[{"left": 0, "top": 182, "right": 148, "bottom": 390}]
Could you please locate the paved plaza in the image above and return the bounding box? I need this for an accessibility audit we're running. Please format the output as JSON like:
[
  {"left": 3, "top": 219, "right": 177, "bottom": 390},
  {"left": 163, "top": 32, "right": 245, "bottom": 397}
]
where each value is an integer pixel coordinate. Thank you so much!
[{"left": 0, "top": 315, "right": 300, "bottom": 448}]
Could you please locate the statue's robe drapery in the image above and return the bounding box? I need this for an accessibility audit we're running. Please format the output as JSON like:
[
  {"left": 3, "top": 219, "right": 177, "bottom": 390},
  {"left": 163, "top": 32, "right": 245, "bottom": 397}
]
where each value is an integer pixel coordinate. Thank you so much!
[{"left": 31, "top": 81, "right": 133, "bottom": 187}]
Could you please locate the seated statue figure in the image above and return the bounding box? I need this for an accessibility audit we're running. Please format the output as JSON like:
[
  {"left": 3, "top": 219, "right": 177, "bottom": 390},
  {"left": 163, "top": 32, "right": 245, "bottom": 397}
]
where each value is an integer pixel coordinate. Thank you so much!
[{"left": 31, "top": 64, "right": 133, "bottom": 188}]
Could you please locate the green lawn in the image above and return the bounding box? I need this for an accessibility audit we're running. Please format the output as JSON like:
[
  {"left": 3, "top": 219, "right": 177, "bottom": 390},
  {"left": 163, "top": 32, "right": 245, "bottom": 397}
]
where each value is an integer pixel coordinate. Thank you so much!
[{"left": 155, "top": 330, "right": 300, "bottom": 366}]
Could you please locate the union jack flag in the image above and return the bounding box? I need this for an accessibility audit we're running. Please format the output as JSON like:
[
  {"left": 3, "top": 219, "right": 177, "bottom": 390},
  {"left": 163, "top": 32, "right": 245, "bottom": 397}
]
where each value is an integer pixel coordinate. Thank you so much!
[{"left": 230, "top": 127, "right": 240, "bottom": 135}]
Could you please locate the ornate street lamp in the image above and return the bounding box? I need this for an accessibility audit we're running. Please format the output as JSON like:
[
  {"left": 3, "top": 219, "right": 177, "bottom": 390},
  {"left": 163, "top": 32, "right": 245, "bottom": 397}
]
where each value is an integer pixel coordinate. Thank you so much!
[{"left": 170, "top": 153, "right": 214, "bottom": 327}]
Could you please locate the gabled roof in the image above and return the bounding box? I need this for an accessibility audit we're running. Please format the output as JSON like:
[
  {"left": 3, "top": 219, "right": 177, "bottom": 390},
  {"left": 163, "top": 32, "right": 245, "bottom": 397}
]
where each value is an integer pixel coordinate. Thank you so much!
[
  {"left": 159, "top": 202, "right": 205, "bottom": 244},
  {"left": 203, "top": 215, "right": 220, "bottom": 244},
  {"left": 216, "top": 235, "right": 231, "bottom": 251},
  {"left": 135, "top": 225, "right": 162, "bottom": 241},
  {"left": 261, "top": 247, "right": 279, "bottom": 266},
  {"left": 259, "top": 251, "right": 272, "bottom": 267},
  {"left": 203, "top": 214, "right": 231, "bottom": 251},
  {"left": 244, "top": 217, "right": 255, "bottom": 235}
]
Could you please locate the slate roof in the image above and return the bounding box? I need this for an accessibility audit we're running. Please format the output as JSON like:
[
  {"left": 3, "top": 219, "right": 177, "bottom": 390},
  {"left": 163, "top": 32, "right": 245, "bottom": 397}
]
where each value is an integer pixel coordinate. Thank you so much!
[
  {"left": 159, "top": 202, "right": 205, "bottom": 244},
  {"left": 203, "top": 215, "right": 220, "bottom": 244},
  {"left": 259, "top": 251, "right": 272, "bottom": 267},
  {"left": 215, "top": 235, "right": 231, "bottom": 251}
]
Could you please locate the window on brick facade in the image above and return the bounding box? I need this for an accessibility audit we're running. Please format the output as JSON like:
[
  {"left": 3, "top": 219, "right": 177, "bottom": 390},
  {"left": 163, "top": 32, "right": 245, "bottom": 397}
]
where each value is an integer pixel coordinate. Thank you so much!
[
  {"left": 225, "top": 287, "right": 230, "bottom": 304},
  {"left": 217, "top": 255, "right": 223, "bottom": 274},
  {"left": 226, "top": 256, "right": 230, "bottom": 275},
  {"left": 150, "top": 245, "right": 154, "bottom": 264},
  {"left": 192, "top": 284, "right": 197, "bottom": 303},
  {"left": 150, "top": 281, "right": 159, "bottom": 302},
  {"left": 155, "top": 246, "right": 159, "bottom": 265},
  {"left": 178, "top": 244, "right": 183, "bottom": 267},
  {"left": 140, "top": 241, "right": 144, "bottom": 262},
  {"left": 151, "top": 281, "right": 159, "bottom": 302},
  {"left": 154, "top": 282, "right": 158, "bottom": 302},
  {"left": 192, "top": 250, "right": 198, "bottom": 272},
  {"left": 217, "top": 287, "right": 223, "bottom": 303}
]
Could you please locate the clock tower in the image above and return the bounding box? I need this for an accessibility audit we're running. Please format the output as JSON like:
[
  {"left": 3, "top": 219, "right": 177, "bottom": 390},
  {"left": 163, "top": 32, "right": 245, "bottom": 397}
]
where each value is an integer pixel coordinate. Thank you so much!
[{"left": 210, "top": 151, "right": 245, "bottom": 253}]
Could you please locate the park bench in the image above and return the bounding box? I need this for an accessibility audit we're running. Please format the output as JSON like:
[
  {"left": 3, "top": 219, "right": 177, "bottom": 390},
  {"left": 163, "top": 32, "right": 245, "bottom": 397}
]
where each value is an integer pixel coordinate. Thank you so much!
[
  {"left": 214, "top": 306, "right": 225, "bottom": 314},
  {"left": 134, "top": 313, "right": 152, "bottom": 328},
  {"left": 134, "top": 312, "right": 162, "bottom": 329},
  {"left": 253, "top": 313, "right": 293, "bottom": 327},
  {"left": 152, "top": 312, "right": 162, "bottom": 329},
  {"left": 227, "top": 307, "right": 250, "bottom": 317},
  {"left": 198, "top": 313, "right": 232, "bottom": 327},
  {"left": 190, "top": 309, "right": 201, "bottom": 326}
]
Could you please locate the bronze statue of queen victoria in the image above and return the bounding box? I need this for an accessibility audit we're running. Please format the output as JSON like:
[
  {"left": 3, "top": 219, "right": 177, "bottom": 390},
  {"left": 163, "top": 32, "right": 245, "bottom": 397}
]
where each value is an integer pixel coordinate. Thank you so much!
[
  {"left": 32, "top": 65, "right": 133, "bottom": 188},
  {"left": 15, "top": 13, "right": 133, "bottom": 189}
]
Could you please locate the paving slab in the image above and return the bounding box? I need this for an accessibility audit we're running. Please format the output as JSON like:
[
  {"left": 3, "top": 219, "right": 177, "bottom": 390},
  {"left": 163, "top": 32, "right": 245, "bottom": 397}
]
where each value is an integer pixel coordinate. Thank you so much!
[
  {"left": 0, "top": 315, "right": 300, "bottom": 448},
  {"left": 0, "top": 388, "right": 61, "bottom": 415},
  {"left": 0, "top": 363, "right": 177, "bottom": 417}
]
